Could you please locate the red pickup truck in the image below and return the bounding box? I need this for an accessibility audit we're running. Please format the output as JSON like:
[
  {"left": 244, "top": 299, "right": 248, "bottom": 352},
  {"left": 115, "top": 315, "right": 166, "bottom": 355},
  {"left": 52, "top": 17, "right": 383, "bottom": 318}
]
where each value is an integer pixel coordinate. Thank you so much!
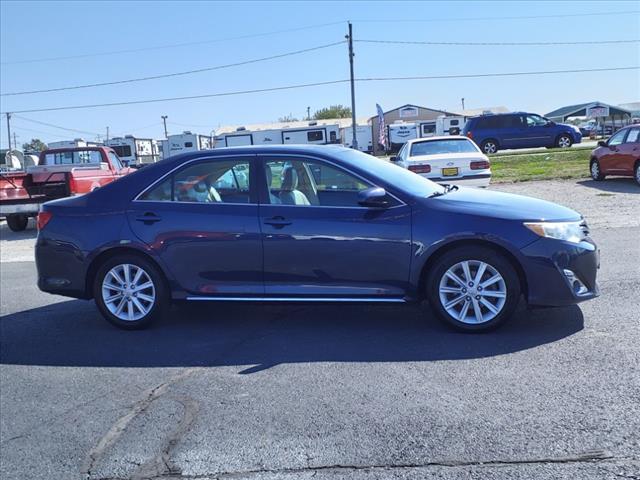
[{"left": 0, "top": 146, "right": 133, "bottom": 231}]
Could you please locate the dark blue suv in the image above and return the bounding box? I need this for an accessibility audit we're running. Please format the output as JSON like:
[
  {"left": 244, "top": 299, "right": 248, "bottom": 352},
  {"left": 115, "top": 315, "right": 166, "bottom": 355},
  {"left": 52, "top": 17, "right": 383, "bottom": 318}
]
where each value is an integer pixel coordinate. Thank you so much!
[{"left": 463, "top": 112, "right": 582, "bottom": 154}]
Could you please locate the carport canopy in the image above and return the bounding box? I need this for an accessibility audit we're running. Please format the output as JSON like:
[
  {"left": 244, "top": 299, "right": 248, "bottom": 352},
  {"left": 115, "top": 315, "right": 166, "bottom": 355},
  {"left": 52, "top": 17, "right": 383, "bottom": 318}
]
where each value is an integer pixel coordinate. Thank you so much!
[{"left": 545, "top": 101, "right": 632, "bottom": 122}]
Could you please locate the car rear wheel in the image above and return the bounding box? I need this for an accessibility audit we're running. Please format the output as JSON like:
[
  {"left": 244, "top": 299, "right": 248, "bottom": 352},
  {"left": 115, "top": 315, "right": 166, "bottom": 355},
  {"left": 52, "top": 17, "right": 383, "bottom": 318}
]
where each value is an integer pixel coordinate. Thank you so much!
[
  {"left": 556, "top": 134, "right": 573, "bottom": 148},
  {"left": 426, "top": 246, "right": 520, "bottom": 332},
  {"left": 480, "top": 140, "right": 498, "bottom": 154},
  {"left": 94, "top": 255, "right": 168, "bottom": 329},
  {"left": 6, "top": 214, "right": 29, "bottom": 232},
  {"left": 590, "top": 159, "right": 605, "bottom": 181}
]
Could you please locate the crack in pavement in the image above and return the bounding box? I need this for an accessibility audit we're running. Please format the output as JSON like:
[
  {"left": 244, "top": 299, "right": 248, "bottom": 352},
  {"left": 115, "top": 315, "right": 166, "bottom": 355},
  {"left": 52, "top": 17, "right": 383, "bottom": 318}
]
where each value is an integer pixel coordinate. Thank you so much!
[
  {"left": 83, "top": 306, "right": 304, "bottom": 480},
  {"left": 88, "top": 451, "right": 638, "bottom": 479}
]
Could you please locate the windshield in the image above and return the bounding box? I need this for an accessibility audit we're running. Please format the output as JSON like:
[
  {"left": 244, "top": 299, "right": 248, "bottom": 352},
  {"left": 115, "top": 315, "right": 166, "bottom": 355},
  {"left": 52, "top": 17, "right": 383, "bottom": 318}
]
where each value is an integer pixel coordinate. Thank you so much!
[
  {"left": 335, "top": 148, "right": 444, "bottom": 198},
  {"left": 410, "top": 139, "right": 478, "bottom": 156}
]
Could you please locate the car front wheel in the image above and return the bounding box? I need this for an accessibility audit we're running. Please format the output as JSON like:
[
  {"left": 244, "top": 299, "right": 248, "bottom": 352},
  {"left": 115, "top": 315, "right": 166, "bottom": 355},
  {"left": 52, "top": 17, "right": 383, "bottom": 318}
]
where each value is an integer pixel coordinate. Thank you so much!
[
  {"left": 590, "top": 159, "right": 605, "bottom": 181},
  {"left": 427, "top": 246, "right": 521, "bottom": 332},
  {"left": 94, "top": 255, "right": 168, "bottom": 329},
  {"left": 556, "top": 134, "right": 573, "bottom": 148},
  {"left": 635, "top": 161, "right": 640, "bottom": 186}
]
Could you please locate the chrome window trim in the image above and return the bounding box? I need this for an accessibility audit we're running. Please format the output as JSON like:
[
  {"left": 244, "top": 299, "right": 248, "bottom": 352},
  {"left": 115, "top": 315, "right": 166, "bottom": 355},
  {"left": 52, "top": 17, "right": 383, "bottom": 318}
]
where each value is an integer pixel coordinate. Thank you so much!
[
  {"left": 261, "top": 153, "right": 407, "bottom": 208},
  {"left": 132, "top": 154, "right": 256, "bottom": 203}
]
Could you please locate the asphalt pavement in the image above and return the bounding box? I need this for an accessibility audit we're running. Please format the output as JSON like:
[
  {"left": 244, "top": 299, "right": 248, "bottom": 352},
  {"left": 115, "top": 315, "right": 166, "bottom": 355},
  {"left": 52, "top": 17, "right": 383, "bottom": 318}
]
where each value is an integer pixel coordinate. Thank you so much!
[{"left": 1, "top": 179, "right": 639, "bottom": 480}]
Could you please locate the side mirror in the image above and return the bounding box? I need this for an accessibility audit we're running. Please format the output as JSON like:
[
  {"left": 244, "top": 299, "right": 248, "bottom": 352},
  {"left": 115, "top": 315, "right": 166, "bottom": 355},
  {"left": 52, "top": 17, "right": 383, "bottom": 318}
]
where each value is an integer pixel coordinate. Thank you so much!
[
  {"left": 389, "top": 156, "right": 398, "bottom": 162},
  {"left": 597, "top": 140, "right": 607, "bottom": 147},
  {"left": 358, "top": 187, "right": 389, "bottom": 208}
]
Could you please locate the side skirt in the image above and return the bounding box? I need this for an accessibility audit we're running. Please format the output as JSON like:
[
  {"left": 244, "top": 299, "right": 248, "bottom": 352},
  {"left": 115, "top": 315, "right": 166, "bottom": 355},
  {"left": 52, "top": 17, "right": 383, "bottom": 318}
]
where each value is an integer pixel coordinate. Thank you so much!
[{"left": 185, "top": 296, "right": 407, "bottom": 303}]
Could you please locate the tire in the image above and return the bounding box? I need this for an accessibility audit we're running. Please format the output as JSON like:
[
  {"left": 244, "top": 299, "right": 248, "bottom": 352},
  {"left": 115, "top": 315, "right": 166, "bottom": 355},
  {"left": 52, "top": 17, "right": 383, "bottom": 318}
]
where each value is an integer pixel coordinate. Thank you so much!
[
  {"left": 426, "top": 246, "right": 521, "bottom": 332},
  {"left": 635, "top": 161, "right": 640, "bottom": 186},
  {"left": 6, "top": 214, "right": 29, "bottom": 232},
  {"left": 93, "top": 254, "right": 169, "bottom": 330},
  {"left": 556, "top": 134, "right": 573, "bottom": 148},
  {"left": 480, "top": 139, "right": 498, "bottom": 154},
  {"left": 590, "top": 159, "right": 605, "bottom": 181}
]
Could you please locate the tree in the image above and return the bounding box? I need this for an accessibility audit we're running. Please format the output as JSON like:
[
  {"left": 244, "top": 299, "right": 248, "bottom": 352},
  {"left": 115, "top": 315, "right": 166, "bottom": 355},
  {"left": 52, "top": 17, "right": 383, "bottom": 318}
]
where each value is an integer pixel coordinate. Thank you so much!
[
  {"left": 22, "top": 138, "right": 47, "bottom": 152},
  {"left": 278, "top": 114, "right": 299, "bottom": 122},
  {"left": 313, "top": 105, "right": 352, "bottom": 120}
]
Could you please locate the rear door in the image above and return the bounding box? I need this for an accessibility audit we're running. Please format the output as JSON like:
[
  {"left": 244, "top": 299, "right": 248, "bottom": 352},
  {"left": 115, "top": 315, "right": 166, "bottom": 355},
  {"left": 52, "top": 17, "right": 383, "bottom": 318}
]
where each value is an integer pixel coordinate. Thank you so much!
[
  {"left": 258, "top": 155, "right": 412, "bottom": 298},
  {"left": 128, "top": 154, "right": 263, "bottom": 296},
  {"left": 499, "top": 114, "right": 527, "bottom": 148}
]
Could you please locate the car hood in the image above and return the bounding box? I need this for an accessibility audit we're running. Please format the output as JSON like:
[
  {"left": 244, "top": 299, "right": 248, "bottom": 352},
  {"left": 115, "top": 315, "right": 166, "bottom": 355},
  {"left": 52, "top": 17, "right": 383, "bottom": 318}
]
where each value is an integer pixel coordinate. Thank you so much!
[{"left": 428, "top": 186, "right": 582, "bottom": 222}]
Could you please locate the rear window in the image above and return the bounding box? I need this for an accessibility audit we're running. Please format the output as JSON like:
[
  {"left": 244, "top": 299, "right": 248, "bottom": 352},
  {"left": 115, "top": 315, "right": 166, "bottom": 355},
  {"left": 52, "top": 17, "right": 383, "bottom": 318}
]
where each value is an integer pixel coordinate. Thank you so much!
[
  {"left": 43, "top": 150, "right": 102, "bottom": 165},
  {"left": 410, "top": 139, "right": 479, "bottom": 156},
  {"left": 477, "top": 115, "right": 509, "bottom": 129}
]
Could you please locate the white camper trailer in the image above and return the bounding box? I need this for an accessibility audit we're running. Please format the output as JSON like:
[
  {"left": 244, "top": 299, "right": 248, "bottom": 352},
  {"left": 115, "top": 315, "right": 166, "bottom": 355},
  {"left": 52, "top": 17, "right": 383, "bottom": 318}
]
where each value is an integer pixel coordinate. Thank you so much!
[
  {"left": 105, "top": 136, "right": 157, "bottom": 166},
  {"left": 47, "top": 138, "right": 100, "bottom": 149},
  {"left": 281, "top": 123, "right": 340, "bottom": 145},
  {"left": 341, "top": 125, "right": 373, "bottom": 152},
  {"left": 164, "top": 132, "right": 213, "bottom": 158},
  {"left": 417, "top": 116, "right": 467, "bottom": 139},
  {"left": 388, "top": 123, "right": 418, "bottom": 152},
  {"left": 250, "top": 129, "right": 284, "bottom": 146}
]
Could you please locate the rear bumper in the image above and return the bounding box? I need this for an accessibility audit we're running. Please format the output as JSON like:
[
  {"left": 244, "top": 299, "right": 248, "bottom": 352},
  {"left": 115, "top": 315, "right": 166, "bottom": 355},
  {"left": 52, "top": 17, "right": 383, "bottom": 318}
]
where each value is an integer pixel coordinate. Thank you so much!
[
  {"left": 521, "top": 237, "right": 599, "bottom": 307},
  {"left": 36, "top": 235, "right": 91, "bottom": 299},
  {"left": 419, "top": 173, "right": 491, "bottom": 187}
]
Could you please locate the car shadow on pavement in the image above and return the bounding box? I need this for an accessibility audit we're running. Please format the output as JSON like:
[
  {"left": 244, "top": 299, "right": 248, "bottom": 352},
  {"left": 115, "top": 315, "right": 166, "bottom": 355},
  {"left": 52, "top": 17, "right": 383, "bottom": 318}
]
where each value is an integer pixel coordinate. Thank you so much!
[
  {"left": 577, "top": 178, "right": 639, "bottom": 194},
  {"left": 0, "top": 220, "right": 37, "bottom": 241},
  {"left": 0, "top": 299, "right": 584, "bottom": 371}
]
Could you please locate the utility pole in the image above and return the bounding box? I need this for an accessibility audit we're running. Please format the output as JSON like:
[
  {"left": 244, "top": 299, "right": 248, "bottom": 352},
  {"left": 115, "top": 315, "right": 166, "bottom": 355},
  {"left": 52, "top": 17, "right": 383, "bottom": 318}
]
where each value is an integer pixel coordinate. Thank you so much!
[
  {"left": 161, "top": 115, "right": 168, "bottom": 139},
  {"left": 307, "top": 106, "right": 311, "bottom": 121},
  {"left": 106, "top": 126, "right": 110, "bottom": 142},
  {"left": 461, "top": 98, "right": 465, "bottom": 110},
  {"left": 346, "top": 22, "right": 358, "bottom": 150},
  {"left": 6, "top": 113, "right": 11, "bottom": 151},
  {"left": 13, "top": 132, "right": 18, "bottom": 150}
]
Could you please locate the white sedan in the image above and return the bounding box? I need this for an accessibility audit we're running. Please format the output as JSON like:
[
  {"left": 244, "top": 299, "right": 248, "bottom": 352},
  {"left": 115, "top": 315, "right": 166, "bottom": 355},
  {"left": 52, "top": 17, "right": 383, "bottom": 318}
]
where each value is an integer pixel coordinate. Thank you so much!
[{"left": 393, "top": 136, "right": 491, "bottom": 187}]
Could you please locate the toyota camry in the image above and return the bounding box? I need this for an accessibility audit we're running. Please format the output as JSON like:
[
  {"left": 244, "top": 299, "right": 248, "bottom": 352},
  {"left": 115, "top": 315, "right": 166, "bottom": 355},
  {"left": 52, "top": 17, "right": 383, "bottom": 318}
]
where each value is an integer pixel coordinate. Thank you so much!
[{"left": 36, "top": 145, "right": 599, "bottom": 331}]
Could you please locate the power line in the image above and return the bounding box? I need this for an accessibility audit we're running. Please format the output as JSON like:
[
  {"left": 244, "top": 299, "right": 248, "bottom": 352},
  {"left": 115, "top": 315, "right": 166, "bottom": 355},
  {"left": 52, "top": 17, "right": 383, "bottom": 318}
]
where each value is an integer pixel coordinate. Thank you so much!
[
  {"left": 356, "top": 39, "right": 640, "bottom": 46},
  {"left": 0, "top": 21, "right": 346, "bottom": 65},
  {"left": 2, "top": 66, "right": 636, "bottom": 115},
  {"left": 1, "top": 41, "right": 346, "bottom": 96},
  {"left": 353, "top": 10, "right": 640, "bottom": 23},
  {"left": 11, "top": 114, "right": 101, "bottom": 136}
]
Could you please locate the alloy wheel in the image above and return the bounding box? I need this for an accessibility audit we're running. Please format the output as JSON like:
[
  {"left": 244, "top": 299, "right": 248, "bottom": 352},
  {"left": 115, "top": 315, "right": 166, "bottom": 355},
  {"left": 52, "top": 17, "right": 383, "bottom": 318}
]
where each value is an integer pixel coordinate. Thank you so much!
[
  {"left": 558, "top": 136, "right": 572, "bottom": 148},
  {"left": 438, "top": 260, "right": 507, "bottom": 324},
  {"left": 483, "top": 142, "right": 497, "bottom": 154},
  {"left": 101, "top": 263, "right": 156, "bottom": 321},
  {"left": 591, "top": 161, "right": 600, "bottom": 179}
]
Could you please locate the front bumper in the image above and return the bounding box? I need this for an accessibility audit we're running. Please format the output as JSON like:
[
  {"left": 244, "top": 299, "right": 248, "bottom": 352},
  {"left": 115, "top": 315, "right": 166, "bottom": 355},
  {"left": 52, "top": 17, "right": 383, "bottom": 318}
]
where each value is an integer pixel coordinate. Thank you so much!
[{"left": 521, "top": 237, "right": 599, "bottom": 307}]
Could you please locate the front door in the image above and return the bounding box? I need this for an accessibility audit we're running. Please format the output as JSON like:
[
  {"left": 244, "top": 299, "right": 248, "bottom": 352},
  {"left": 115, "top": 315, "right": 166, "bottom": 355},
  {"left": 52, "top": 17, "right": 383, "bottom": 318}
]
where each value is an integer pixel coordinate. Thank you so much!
[
  {"left": 599, "top": 128, "right": 628, "bottom": 174},
  {"left": 128, "top": 155, "right": 264, "bottom": 296},
  {"left": 258, "top": 155, "right": 412, "bottom": 298},
  {"left": 523, "top": 114, "right": 554, "bottom": 147}
]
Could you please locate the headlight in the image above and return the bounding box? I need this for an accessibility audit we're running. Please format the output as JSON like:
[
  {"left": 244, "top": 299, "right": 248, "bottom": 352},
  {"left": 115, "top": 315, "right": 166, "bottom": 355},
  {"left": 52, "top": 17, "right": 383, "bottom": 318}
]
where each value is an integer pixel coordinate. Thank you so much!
[
  {"left": 571, "top": 125, "right": 581, "bottom": 134},
  {"left": 524, "top": 221, "right": 586, "bottom": 243}
]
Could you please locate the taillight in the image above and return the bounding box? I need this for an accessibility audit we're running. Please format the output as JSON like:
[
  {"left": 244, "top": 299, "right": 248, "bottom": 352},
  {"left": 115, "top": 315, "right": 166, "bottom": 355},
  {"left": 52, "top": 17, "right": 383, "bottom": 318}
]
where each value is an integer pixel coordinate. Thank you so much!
[
  {"left": 37, "top": 211, "right": 52, "bottom": 230},
  {"left": 409, "top": 164, "right": 431, "bottom": 174},
  {"left": 470, "top": 160, "right": 490, "bottom": 170},
  {"left": 466, "top": 131, "right": 473, "bottom": 139}
]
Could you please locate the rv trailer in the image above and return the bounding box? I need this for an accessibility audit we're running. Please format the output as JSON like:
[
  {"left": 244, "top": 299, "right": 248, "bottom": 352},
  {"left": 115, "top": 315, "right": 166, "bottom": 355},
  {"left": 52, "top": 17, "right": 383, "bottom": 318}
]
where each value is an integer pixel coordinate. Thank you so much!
[
  {"left": 105, "top": 136, "right": 157, "bottom": 166},
  {"left": 341, "top": 125, "right": 373, "bottom": 152}
]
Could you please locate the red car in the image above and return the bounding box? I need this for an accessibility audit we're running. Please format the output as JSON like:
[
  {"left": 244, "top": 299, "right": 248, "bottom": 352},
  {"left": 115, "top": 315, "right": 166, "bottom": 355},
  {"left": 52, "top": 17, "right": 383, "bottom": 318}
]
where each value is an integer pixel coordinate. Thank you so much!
[{"left": 590, "top": 124, "right": 640, "bottom": 185}]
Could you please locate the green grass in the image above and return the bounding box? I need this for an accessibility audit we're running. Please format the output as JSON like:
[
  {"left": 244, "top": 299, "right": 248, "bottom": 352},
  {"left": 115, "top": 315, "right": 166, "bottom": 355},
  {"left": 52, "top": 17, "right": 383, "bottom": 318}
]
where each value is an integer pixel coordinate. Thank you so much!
[{"left": 489, "top": 149, "right": 592, "bottom": 183}]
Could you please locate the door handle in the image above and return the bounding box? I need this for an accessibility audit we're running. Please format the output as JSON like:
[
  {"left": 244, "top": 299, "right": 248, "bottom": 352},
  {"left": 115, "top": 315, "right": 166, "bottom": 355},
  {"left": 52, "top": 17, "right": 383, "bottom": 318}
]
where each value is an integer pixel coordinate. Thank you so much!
[
  {"left": 135, "top": 212, "right": 162, "bottom": 224},
  {"left": 264, "top": 216, "right": 291, "bottom": 228}
]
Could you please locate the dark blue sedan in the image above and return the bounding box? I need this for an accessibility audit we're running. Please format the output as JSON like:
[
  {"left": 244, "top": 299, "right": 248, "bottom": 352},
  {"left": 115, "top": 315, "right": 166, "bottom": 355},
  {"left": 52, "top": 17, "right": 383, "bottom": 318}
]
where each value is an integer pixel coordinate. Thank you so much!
[{"left": 35, "top": 145, "right": 599, "bottom": 331}]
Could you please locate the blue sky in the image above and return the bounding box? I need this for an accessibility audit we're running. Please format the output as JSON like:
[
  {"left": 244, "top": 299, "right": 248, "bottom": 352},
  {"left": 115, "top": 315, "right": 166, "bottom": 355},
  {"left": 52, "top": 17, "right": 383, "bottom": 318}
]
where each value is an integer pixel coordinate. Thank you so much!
[{"left": 1, "top": 0, "right": 638, "bottom": 148}]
